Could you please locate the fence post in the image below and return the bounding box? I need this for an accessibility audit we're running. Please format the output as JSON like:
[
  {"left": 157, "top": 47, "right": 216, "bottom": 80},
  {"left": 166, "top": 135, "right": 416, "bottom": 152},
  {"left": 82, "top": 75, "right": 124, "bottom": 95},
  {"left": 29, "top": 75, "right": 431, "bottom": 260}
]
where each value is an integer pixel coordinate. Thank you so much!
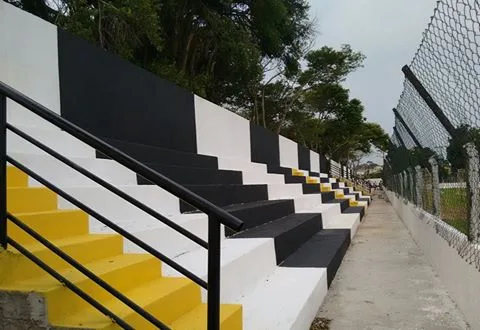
[
  {"left": 464, "top": 143, "right": 480, "bottom": 243},
  {"left": 403, "top": 170, "right": 409, "bottom": 200},
  {"left": 429, "top": 156, "right": 441, "bottom": 217},
  {"left": 398, "top": 172, "right": 404, "bottom": 198},
  {"left": 407, "top": 167, "right": 415, "bottom": 202},
  {"left": 415, "top": 165, "right": 423, "bottom": 207}
]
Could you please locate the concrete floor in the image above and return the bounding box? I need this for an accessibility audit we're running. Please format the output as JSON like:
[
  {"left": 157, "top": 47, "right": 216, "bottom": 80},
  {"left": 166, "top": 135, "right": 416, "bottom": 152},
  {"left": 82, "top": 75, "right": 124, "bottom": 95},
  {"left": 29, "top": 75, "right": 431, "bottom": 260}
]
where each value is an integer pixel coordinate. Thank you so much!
[{"left": 316, "top": 191, "right": 470, "bottom": 330}]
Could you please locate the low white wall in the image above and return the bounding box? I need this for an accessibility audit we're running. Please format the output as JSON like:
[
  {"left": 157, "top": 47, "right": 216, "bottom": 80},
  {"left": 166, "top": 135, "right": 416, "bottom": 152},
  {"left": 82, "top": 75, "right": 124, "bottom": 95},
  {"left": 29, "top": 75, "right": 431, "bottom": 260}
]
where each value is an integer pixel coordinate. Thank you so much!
[
  {"left": 1, "top": 2, "right": 61, "bottom": 128},
  {"left": 310, "top": 151, "right": 320, "bottom": 173},
  {"left": 279, "top": 136, "right": 298, "bottom": 169},
  {"left": 194, "top": 95, "right": 251, "bottom": 161},
  {"left": 386, "top": 190, "right": 480, "bottom": 328}
]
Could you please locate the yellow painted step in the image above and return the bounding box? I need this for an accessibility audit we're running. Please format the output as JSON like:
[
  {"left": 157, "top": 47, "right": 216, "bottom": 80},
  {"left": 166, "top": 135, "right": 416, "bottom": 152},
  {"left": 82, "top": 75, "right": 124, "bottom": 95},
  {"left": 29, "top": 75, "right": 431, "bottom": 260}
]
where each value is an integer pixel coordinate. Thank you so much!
[
  {"left": 306, "top": 177, "right": 318, "bottom": 184},
  {"left": 5, "top": 254, "right": 161, "bottom": 323},
  {"left": 8, "top": 210, "right": 89, "bottom": 245},
  {"left": 334, "top": 191, "right": 345, "bottom": 199},
  {"left": 58, "top": 277, "right": 201, "bottom": 329},
  {"left": 7, "top": 166, "right": 28, "bottom": 188},
  {"left": 0, "top": 234, "right": 123, "bottom": 284},
  {"left": 291, "top": 169, "right": 304, "bottom": 177},
  {"left": 8, "top": 187, "right": 57, "bottom": 213},
  {"left": 170, "top": 303, "right": 242, "bottom": 330}
]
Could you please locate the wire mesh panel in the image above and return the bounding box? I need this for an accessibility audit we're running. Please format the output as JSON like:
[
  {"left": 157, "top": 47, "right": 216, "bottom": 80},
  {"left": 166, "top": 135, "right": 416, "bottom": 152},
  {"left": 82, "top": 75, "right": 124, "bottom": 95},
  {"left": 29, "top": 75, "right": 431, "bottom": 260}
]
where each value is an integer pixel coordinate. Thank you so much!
[
  {"left": 439, "top": 170, "right": 468, "bottom": 235},
  {"left": 396, "top": 80, "right": 450, "bottom": 156},
  {"left": 411, "top": 0, "right": 480, "bottom": 129},
  {"left": 422, "top": 168, "right": 435, "bottom": 214},
  {"left": 385, "top": 0, "right": 480, "bottom": 270}
]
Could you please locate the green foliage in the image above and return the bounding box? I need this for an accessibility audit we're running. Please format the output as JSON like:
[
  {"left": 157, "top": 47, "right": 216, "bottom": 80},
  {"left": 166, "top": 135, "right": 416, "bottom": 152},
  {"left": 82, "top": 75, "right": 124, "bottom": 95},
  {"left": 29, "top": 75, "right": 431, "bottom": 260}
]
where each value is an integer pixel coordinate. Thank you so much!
[
  {"left": 446, "top": 124, "right": 480, "bottom": 172},
  {"left": 8, "top": 0, "right": 386, "bottom": 161}
]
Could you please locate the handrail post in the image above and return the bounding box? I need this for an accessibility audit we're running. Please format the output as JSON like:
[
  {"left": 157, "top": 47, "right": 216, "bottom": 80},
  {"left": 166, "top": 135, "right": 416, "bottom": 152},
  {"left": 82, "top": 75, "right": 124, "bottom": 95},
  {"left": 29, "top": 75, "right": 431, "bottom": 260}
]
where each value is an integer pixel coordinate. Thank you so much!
[
  {"left": 0, "top": 94, "right": 6, "bottom": 249},
  {"left": 207, "top": 216, "right": 221, "bottom": 330}
]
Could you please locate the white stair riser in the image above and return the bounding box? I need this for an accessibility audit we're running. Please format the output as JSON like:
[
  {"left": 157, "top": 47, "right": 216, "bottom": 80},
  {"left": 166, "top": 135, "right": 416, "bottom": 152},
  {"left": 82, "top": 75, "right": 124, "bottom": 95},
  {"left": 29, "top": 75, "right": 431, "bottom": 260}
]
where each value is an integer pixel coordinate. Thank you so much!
[
  {"left": 163, "top": 238, "right": 277, "bottom": 303},
  {"left": 239, "top": 267, "right": 328, "bottom": 330},
  {"left": 268, "top": 184, "right": 303, "bottom": 199},
  {"left": 7, "top": 127, "right": 95, "bottom": 158},
  {"left": 57, "top": 186, "right": 181, "bottom": 220},
  {"left": 9, "top": 153, "right": 137, "bottom": 187},
  {"left": 122, "top": 215, "right": 226, "bottom": 258}
]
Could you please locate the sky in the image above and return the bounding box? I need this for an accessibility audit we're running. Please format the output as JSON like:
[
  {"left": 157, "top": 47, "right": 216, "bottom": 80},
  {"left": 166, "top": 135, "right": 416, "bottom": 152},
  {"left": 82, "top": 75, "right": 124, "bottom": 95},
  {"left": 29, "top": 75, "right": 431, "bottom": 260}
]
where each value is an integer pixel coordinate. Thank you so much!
[{"left": 309, "top": 0, "right": 438, "bottom": 161}]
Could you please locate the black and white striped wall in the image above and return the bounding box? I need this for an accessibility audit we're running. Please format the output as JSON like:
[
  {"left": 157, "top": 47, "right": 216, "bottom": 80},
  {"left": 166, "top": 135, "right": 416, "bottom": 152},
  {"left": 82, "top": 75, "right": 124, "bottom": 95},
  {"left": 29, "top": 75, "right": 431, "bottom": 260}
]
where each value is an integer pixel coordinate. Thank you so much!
[{"left": 1, "top": 2, "right": 329, "bottom": 174}]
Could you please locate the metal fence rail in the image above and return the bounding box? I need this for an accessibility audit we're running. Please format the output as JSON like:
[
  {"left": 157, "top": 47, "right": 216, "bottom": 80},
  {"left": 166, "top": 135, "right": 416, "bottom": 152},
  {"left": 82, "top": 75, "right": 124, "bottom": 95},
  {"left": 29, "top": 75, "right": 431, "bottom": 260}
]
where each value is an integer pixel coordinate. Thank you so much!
[{"left": 385, "top": 0, "right": 480, "bottom": 271}]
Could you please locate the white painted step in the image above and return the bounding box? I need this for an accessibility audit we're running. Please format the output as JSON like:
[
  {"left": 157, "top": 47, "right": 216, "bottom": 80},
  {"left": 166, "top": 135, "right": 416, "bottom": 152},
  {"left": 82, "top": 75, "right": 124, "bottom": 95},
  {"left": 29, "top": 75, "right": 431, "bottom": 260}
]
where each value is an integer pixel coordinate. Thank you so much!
[
  {"left": 217, "top": 157, "right": 269, "bottom": 172},
  {"left": 8, "top": 153, "right": 137, "bottom": 187},
  {"left": 93, "top": 213, "right": 222, "bottom": 259},
  {"left": 7, "top": 125, "right": 95, "bottom": 157},
  {"left": 267, "top": 183, "right": 303, "bottom": 199},
  {"left": 7, "top": 104, "right": 61, "bottom": 131},
  {"left": 242, "top": 171, "right": 285, "bottom": 184},
  {"left": 320, "top": 173, "right": 329, "bottom": 178},
  {"left": 57, "top": 185, "right": 181, "bottom": 220},
  {"left": 237, "top": 267, "right": 328, "bottom": 330},
  {"left": 218, "top": 157, "right": 285, "bottom": 184},
  {"left": 162, "top": 238, "right": 277, "bottom": 303}
]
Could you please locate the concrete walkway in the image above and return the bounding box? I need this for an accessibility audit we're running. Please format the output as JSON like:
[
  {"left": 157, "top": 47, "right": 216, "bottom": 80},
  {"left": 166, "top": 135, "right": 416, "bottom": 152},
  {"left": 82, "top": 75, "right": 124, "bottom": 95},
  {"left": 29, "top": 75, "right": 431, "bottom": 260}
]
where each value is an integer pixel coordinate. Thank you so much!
[{"left": 315, "top": 192, "right": 469, "bottom": 330}]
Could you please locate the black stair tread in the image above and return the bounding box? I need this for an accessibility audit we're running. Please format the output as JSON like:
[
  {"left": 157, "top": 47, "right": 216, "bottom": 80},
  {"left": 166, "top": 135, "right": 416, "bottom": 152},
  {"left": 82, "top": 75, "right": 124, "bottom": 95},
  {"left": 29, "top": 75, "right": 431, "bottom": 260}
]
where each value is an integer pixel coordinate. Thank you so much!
[
  {"left": 285, "top": 176, "right": 307, "bottom": 184},
  {"left": 320, "top": 191, "right": 335, "bottom": 202},
  {"left": 143, "top": 162, "right": 237, "bottom": 173},
  {"left": 138, "top": 165, "right": 242, "bottom": 185},
  {"left": 343, "top": 206, "right": 365, "bottom": 220},
  {"left": 302, "top": 184, "right": 321, "bottom": 194},
  {"left": 180, "top": 184, "right": 269, "bottom": 212},
  {"left": 98, "top": 138, "right": 218, "bottom": 168},
  {"left": 232, "top": 213, "right": 323, "bottom": 238},
  {"left": 223, "top": 199, "right": 292, "bottom": 212},
  {"left": 266, "top": 165, "right": 294, "bottom": 175},
  {"left": 343, "top": 206, "right": 364, "bottom": 213},
  {"left": 232, "top": 213, "right": 323, "bottom": 264},
  {"left": 281, "top": 229, "right": 351, "bottom": 287},
  {"left": 358, "top": 197, "right": 371, "bottom": 205},
  {"left": 223, "top": 199, "right": 296, "bottom": 236}
]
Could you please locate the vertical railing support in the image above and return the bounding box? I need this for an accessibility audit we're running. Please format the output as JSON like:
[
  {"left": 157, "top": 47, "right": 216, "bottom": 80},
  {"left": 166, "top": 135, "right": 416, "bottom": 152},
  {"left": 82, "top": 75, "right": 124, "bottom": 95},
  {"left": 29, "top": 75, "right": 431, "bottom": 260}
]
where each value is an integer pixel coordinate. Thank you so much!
[
  {"left": 0, "top": 94, "right": 6, "bottom": 249},
  {"left": 429, "top": 156, "right": 441, "bottom": 217},
  {"left": 464, "top": 143, "right": 480, "bottom": 242},
  {"left": 399, "top": 172, "right": 404, "bottom": 198},
  {"left": 407, "top": 167, "right": 415, "bottom": 202},
  {"left": 207, "top": 216, "right": 221, "bottom": 330},
  {"left": 415, "top": 165, "right": 424, "bottom": 207}
]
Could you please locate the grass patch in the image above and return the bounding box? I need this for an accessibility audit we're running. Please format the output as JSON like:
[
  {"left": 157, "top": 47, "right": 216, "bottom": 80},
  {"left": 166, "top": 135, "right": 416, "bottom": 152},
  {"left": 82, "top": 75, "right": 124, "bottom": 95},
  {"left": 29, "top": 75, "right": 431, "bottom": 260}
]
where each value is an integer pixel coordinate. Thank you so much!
[{"left": 440, "top": 188, "right": 468, "bottom": 235}]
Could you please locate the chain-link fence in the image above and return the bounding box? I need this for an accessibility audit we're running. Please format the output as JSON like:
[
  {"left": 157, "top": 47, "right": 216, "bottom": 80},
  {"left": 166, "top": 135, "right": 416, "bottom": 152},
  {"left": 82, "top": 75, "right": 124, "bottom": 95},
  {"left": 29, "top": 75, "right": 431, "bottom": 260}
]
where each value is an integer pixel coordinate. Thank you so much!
[{"left": 385, "top": 0, "right": 480, "bottom": 270}]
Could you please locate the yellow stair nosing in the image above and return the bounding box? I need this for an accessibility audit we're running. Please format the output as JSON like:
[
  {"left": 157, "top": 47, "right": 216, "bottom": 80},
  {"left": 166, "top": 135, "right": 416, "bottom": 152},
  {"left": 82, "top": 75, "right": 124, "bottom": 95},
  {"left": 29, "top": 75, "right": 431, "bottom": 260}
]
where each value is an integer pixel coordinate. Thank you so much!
[
  {"left": 5, "top": 254, "right": 159, "bottom": 293},
  {"left": 8, "top": 234, "right": 121, "bottom": 254},
  {"left": 169, "top": 303, "right": 242, "bottom": 330},
  {"left": 11, "top": 209, "right": 85, "bottom": 217},
  {"left": 56, "top": 277, "right": 199, "bottom": 328}
]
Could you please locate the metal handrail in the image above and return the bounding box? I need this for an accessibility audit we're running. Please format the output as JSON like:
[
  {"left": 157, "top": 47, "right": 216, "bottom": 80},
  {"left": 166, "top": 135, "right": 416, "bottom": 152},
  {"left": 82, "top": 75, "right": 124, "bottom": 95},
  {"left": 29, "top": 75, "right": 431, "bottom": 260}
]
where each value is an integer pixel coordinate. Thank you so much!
[
  {"left": 7, "top": 123, "right": 208, "bottom": 250},
  {"left": 0, "top": 81, "right": 243, "bottom": 231},
  {"left": 0, "top": 81, "right": 244, "bottom": 330},
  {"left": 7, "top": 156, "right": 207, "bottom": 288}
]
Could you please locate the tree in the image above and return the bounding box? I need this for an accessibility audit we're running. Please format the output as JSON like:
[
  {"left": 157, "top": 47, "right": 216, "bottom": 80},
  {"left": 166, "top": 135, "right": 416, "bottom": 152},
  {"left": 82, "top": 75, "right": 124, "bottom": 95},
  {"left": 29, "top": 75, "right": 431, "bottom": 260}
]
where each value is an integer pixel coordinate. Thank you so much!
[{"left": 446, "top": 124, "right": 480, "bottom": 172}]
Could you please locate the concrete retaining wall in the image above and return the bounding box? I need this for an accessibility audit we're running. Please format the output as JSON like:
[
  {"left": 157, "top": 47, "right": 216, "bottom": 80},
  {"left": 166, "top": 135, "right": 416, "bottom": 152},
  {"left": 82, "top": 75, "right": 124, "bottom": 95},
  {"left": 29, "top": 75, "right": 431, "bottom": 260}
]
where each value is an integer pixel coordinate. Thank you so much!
[{"left": 385, "top": 190, "right": 480, "bottom": 328}]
